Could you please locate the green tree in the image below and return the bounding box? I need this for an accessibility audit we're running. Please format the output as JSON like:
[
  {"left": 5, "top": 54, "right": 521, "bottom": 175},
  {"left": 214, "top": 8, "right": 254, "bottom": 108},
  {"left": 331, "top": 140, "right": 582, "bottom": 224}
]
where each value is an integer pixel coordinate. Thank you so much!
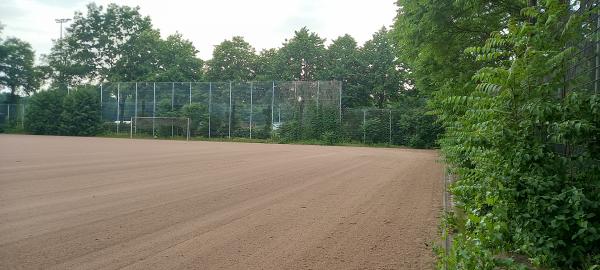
[
  {"left": 358, "top": 27, "right": 402, "bottom": 108},
  {"left": 45, "top": 3, "right": 153, "bottom": 87},
  {"left": 24, "top": 90, "right": 65, "bottom": 135},
  {"left": 206, "top": 36, "right": 256, "bottom": 81},
  {"left": 275, "top": 27, "right": 326, "bottom": 81},
  {"left": 60, "top": 88, "right": 101, "bottom": 136},
  {"left": 324, "top": 34, "right": 364, "bottom": 107},
  {"left": 255, "top": 48, "right": 278, "bottom": 81},
  {"left": 0, "top": 38, "right": 39, "bottom": 102}
]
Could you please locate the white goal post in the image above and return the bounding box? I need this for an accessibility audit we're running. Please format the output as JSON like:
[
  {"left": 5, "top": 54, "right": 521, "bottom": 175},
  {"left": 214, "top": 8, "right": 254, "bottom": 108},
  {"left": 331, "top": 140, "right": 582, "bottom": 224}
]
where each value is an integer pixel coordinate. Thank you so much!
[{"left": 130, "top": 117, "right": 190, "bottom": 141}]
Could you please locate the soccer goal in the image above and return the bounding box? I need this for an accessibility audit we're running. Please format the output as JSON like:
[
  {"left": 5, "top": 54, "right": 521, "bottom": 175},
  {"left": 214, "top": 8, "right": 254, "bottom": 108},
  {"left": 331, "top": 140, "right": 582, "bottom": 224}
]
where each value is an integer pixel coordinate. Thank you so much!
[{"left": 130, "top": 117, "right": 190, "bottom": 141}]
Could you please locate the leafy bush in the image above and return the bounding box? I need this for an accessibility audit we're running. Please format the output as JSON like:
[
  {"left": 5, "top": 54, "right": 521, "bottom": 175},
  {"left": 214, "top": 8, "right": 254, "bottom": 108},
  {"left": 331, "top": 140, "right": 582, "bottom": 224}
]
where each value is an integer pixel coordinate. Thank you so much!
[
  {"left": 181, "top": 103, "right": 208, "bottom": 136},
  {"left": 24, "top": 90, "right": 65, "bottom": 135},
  {"left": 434, "top": 3, "right": 600, "bottom": 269},
  {"left": 60, "top": 89, "right": 101, "bottom": 136}
]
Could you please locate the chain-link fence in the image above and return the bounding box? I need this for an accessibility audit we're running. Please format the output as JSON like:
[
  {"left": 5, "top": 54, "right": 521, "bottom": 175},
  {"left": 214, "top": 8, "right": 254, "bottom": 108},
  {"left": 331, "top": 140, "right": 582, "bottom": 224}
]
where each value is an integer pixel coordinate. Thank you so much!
[
  {"left": 99, "top": 81, "right": 344, "bottom": 139},
  {"left": 566, "top": 0, "right": 599, "bottom": 94},
  {"left": 0, "top": 104, "right": 25, "bottom": 130}
]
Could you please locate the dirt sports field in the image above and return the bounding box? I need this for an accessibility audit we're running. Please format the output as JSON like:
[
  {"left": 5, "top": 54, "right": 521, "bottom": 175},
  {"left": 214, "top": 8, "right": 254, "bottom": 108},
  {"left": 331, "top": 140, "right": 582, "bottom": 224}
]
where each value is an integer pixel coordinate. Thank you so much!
[{"left": 0, "top": 134, "right": 443, "bottom": 270}]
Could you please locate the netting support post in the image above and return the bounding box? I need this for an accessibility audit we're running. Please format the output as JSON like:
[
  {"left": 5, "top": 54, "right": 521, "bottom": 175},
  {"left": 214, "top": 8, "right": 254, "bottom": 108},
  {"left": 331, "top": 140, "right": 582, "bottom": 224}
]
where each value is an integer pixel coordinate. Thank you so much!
[
  {"left": 7, "top": 104, "right": 10, "bottom": 123},
  {"left": 250, "top": 82, "right": 253, "bottom": 139},
  {"left": 271, "top": 81, "right": 275, "bottom": 132},
  {"left": 134, "top": 83, "right": 138, "bottom": 135},
  {"left": 130, "top": 117, "right": 133, "bottom": 139},
  {"left": 171, "top": 83, "right": 175, "bottom": 138},
  {"left": 21, "top": 104, "right": 24, "bottom": 128},
  {"left": 228, "top": 81, "right": 232, "bottom": 139},
  {"left": 316, "top": 81, "right": 320, "bottom": 111},
  {"left": 593, "top": 6, "right": 600, "bottom": 94},
  {"left": 189, "top": 82, "right": 192, "bottom": 105},
  {"left": 208, "top": 82, "right": 212, "bottom": 138},
  {"left": 389, "top": 109, "right": 392, "bottom": 145},
  {"left": 363, "top": 109, "right": 366, "bottom": 144},
  {"left": 117, "top": 83, "right": 120, "bottom": 134},
  {"left": 100, "top": 84, "right": 103, "bottom": 120},
  {"left": 339, "top": 81, "right": 342, "bottom": 125},
  {"left": 153, "top": 82, "right": 156, "bottom": 138},
  {"left": 187, "top": 118, "right": 190, "bottom": 141}
]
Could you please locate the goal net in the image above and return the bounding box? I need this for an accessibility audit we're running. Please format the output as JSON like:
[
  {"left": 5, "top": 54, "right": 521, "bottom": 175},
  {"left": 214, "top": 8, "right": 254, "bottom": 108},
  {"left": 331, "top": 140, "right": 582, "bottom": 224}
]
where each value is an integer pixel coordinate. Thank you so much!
[{"left": 130, "top": 117, "right": 190, "bottom": 140}]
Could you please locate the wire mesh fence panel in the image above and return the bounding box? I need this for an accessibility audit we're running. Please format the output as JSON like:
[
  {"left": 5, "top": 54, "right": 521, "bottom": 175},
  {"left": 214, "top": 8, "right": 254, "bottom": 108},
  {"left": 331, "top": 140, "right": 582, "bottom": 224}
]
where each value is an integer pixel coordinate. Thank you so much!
[
  {"left": 132, "top": 117, "right": 189, "bottom": 139},
  {"left": 390, "top": 109, "right": 410, "bottom": 146},
  {"left": 341, "top": 108, "right": 365, "bottom": 143},
  {"left": 0, "top": 104, "right": 23, "bottom": 129},
  {"left": 189, "top": 82, "right": 210, "bottom": 138},
  {"left": 136, "top": 82, "right": 155, "bottom": 118},
  {"left": 364, "top": 109, "right": 391, "bottom": 145},
  {"left": 209, "top": 82, "right": 231, "bottom": 138},
  {"left": 100, "top": 83, "right": 118, "bottom": 133},
  {"left": 566, "top": 0, "right": 599, "bottom": 94},
  {"left": 231, "top": 82, "right": 252, "bottom": 138},
  {"left": 173, "top": 82, "right": 191, "bottom": 112},
  {"left": 117, "top": 83, "right": 136, "bottom": 136},
  {"left": 251, "top": 81, "right": 274, "bottom": 139}
]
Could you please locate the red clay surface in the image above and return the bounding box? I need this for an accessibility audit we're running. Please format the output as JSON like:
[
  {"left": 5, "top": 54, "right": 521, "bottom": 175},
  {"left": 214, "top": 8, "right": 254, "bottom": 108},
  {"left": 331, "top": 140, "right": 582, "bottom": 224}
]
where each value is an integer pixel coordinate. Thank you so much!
[{"left": 0, "top": 134, "right": 443, "bottom": 270}]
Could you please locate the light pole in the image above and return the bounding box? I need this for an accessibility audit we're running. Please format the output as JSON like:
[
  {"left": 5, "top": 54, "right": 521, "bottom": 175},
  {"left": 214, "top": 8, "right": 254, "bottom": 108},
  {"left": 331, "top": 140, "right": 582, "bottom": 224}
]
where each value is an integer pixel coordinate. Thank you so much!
[
  {"left": 55, "top": 18, "right": 71, "bottom": 40},
  {"left": 55, "top": 18, "right": 71, "bottom": 93}
]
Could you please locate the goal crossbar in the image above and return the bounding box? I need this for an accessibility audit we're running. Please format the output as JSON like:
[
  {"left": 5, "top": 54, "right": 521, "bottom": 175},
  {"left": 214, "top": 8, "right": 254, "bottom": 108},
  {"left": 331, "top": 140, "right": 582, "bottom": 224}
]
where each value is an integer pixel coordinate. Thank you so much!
[{"left": 130, "top": 117, "right": 190, "bottom": 141}]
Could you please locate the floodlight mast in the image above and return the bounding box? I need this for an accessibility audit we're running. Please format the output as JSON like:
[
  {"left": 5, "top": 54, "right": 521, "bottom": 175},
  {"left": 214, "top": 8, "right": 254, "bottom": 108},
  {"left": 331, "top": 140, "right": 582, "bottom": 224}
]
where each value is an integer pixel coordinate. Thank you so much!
[{"left": 55, "top": 18, "right": 71, "bottom": 40}]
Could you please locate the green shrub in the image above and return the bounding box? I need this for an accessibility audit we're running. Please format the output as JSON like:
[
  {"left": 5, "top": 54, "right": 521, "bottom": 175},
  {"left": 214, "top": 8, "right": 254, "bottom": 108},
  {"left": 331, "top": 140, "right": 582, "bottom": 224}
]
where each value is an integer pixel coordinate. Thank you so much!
[
  {"left": 24, "top": 90, "right": 65, "bottom": 135},
  {"left": 60, "top": 89, "right": 101, "bottom": 136}
]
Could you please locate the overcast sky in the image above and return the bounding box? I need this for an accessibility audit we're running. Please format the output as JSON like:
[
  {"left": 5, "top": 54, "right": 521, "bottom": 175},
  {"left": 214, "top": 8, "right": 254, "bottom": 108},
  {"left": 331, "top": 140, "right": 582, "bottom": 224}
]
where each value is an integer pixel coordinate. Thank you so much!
[{"left": 0, "top": 0, "right": 398, "bottom": 62}]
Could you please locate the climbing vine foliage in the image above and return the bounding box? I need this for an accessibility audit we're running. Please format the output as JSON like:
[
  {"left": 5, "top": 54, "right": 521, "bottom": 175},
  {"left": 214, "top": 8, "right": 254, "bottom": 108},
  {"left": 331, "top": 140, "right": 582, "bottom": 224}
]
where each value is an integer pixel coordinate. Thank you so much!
[{"left": 436, "top": 1, "right": 599, "bottom": 269}]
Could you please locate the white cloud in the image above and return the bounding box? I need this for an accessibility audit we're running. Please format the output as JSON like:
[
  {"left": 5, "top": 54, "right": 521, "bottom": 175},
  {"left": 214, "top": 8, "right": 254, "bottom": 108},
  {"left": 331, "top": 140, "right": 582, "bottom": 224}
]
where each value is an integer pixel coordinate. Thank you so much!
[{"left": 1, "top": 0, "right": 397, "bottom": 62}]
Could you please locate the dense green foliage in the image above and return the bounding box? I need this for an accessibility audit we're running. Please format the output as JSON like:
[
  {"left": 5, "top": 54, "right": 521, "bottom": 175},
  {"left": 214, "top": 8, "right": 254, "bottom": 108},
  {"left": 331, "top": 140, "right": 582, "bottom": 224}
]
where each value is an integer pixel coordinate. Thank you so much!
[
  {"left": 24, "top": 90, "right": 65, "bottom": 135},
  {"left": 25, "top": 89, "right": 100, "bottom": 136},
  {"left": 394, "top": 0, "right": 599, "bottom": 268},
  {"left": 0, "top": 33, "right": 39, "bottom": 102},
  {"left": 60, "top": 89, "right": 101, "bottom": 136}
]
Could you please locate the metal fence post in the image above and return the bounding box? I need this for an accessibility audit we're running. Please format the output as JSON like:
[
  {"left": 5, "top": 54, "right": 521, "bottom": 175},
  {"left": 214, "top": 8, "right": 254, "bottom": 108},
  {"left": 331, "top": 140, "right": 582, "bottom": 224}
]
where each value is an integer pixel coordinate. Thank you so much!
[
  {"left": 228, "top": 81, "right": 232, "bottom": 139},
  {"left": 117, "top": 83, "right": 120, "bottom": 134},
  {"left": 250, "top": 82, "right": 253, "bottom": 139},
  {"left": 363, "top": 109, "right": 366, "bottom": 144},
  {"left": 21, "top": 104, "right": 24, "bottom": 128},
  {"left": 134, "top": 83, "right": 138, "bottom": 134},
  {"left": 189, "top": 82, "right": 192, "bottom": 105},
  {"left": 316, "top": 81, "right": 320, "bottom": 110},
  {"left": 171, "top": 82, "right": 175, "bottom": 137},
  {"left": 208, "top": 82, "right": 212, "bottom": 138},
  {"left": 153, "top": 82, "right": 156, "bottom": 137},
  {"left": 339, "top": 81, "right": 342, "bottom": 124},
  {"left": 100, "top": 84, "right": 103, "bottom": 120},
  {"left": 7, "top": 104, "right": 10, "bottom": 123},
  {"left": 271, "top": 81, "right": 275, "bottom": 127},
  {"left": 389, "top": 109, "right": 392, "bottom": 145}
]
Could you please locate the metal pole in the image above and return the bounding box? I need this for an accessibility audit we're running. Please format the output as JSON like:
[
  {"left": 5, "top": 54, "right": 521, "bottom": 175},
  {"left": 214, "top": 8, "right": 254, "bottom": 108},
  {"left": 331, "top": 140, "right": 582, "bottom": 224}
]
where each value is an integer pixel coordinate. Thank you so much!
[
  {"left": 171, "top": 82, "right": 174, "bottom": 138},
  {"left": 135, "top": 83, "right": 138, "bottom": 134},
  {"left": 153, "top": 82, "right": 156, "bottom": 137},
  {"left": 208, "top": 82, "right": 212, "bottom": 138},
  {"left": 21, "top": 104, "right": 24, "bottom": 128},
  {"left": 100, "top": 84, "right": 103, "bottom": 111},
  {"left": 389, "top": 109, "right": 392, "bottom": 145},
  {"left": 7, "top": 104, "right": 10, "bottom": 123},
  {"left": 187, "top": 118, "right": 190, "bottom": 141},
  {"left": 339, "top": 81, "right": 342, "bottom": 124},
  {"left": 117, "top": 83, "right": 120, "bottom": 134},
  {"left": 250, "top": 82, "right": 253, "bottom": 139},
  {"left": 271, "top": 81, "right": 275, "bottom": 128},
  {"left": 316, "top": 81, "right": 320, "bottom": 109},
  {"left": 228, "top": 81, "right": 232, "bottom": 139},
  {"left": 593, "top": 9, "right": 600, "bottom": 94},
  {"left": 130, "top": 117, "right": 133, "bottom": 139},
  {"left": 189, "top": 82, "right": 192, "bottom": 105},
  {"left": 363, "top": 109, "right": 366, "bottom": 144}
]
